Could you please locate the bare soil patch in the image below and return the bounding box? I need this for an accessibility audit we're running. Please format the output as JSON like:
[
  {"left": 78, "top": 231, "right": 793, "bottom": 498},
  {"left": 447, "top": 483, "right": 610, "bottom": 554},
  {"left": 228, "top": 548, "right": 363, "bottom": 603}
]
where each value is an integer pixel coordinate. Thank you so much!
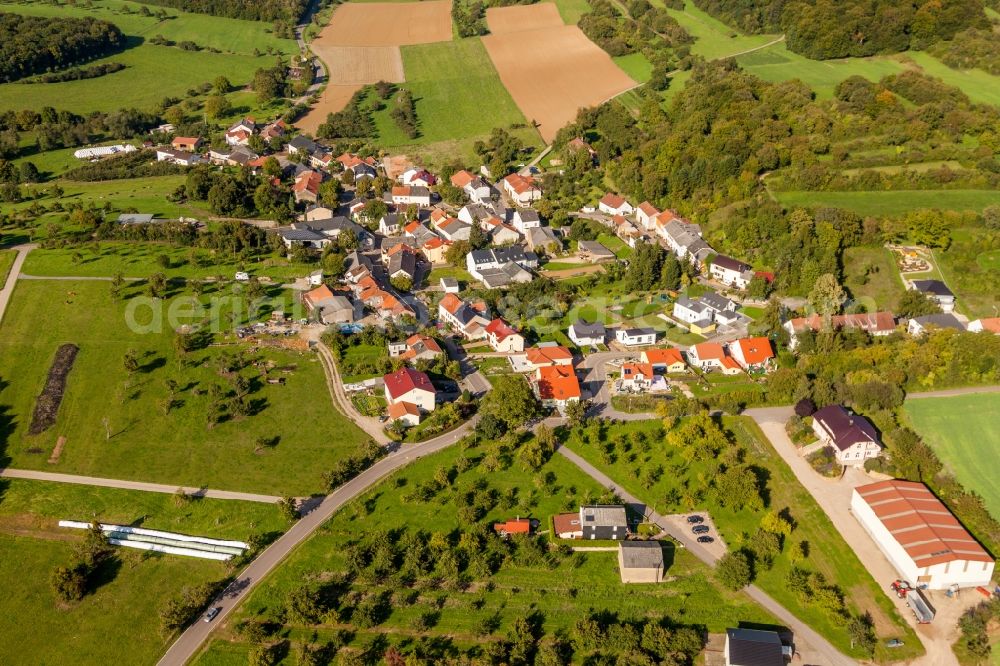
[
  {"left": 487, "top": 2, "right": 564, "bottom": 33},
  {"left": 297, "top": 85, "right": 363, "bottom": 133},
  {"left": 383, "top": 155, "right": 415, "bottom": 180},
  {"left": 314, "top": 1, "right": 452, "bottom": 47},
  {"left": 28, "top": 344, "right": 78, "bottom": 435},
  {"left": 315, "top": 46, "right": 405, "bottom": 85},
  {"left": 482, "top": 15, "right": 637, "bottom": 142}
]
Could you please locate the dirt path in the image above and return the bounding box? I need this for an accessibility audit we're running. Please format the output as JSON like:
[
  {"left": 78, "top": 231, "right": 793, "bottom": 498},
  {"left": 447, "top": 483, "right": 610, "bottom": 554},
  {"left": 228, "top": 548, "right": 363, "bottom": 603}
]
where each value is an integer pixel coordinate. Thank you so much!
[
  {"left": 314, "top": 341, "right": 388, "bottom": 443},
  {"left": 0, "top": 243, "right": 35, "bottom": 325}
]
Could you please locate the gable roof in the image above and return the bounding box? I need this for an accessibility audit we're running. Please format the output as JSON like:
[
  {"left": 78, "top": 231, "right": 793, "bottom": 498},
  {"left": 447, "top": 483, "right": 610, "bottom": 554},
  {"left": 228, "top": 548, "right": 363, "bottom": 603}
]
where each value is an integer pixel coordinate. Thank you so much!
[
  {"left": 691, "top": 342, "right": 725, "bottom": 361},
  {"left": 450, "top": 170, "right": 475, "bottom": 188},
  {"left": 712, "top": 254, "right": 750, "bottom": 273},
  {"left": 503, "top": 173, "right": 539, "bottom": 195},
  {"left": 787, "top": 311, "right": 896, "bottom": 335},
  {"left": 536, "top": 365, "right": 580, "bottom": 401},
  {"left": 642, "top": 348, "right": 684, "bottom": 366},
  {"left": 911, "top": 279, "right": 954, "bottom": 297},
  {"left": 600, "top": 193, "right": 626, "bottom": 208},
  {"left": 911, "top": 313, "right": 965, "bottom": 331},
  {"left": 571, "top": 319, "right": 605, "bottom": 338},
  {"left": 387, "top": 401, "right": 420, "bottom": 419},
  {"left": 732, "top": 337, "right": 774, "bottom": 365},
  {"left": 384, "top": 367, "right": 435, "bottom": 400},
  {"left": 525, "top": 345, "right": 573, "bottom": 366},
  {"left": 485, "top": 318, "right": 520, "bottom": 341},
  {"left": 303, "top": 284, "right": 335, "bottom": 307},
  {"left": 619, "top": 540, "right": 664, "bottom": 569},
  {"left": 855, "top": 479, "right": 993, "bottom": 568},
  {"left": 637, "top": 201, "right": 659, "bottom": 217},
  {"left": 813, "top": 405, "right": 878, "bottom": 451},
  {"left": 725, "top": 628, "right": 783, "bottom": 666},
  {"left": 622, "top": 362, "right": 654, "bottom": 379}
]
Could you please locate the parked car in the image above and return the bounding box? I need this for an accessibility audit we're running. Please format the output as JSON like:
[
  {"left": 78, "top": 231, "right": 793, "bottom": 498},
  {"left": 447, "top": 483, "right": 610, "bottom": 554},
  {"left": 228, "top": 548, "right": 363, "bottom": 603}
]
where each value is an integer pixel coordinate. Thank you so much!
[
  {"left": 692, "top": 525, "right": 710, "bottom": 534},
  {"left": 234, "top": 271, "right": 250, "bottom": 281},
  {"left": 886, "top": 639, "right": 904, "bottom": 648},
  {"left": 686, "top": 515, "right": 704, "bottom": 524},
  {"left": 204, "top": 607, "right": 222, "bottom": 623},
  {"left": 696, "top": 536, "right": 714, "bottom": 543}
]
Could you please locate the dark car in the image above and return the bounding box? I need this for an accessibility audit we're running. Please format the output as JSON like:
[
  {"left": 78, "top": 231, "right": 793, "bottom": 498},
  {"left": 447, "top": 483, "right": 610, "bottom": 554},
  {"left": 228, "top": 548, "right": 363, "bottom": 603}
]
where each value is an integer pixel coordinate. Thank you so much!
[
  {"left": 204, "top": 607, "right": 222, "bottom": 623},
  {"left": 692, "top": 525, "right": 710, "bottom": 535},
  {"left": 696, "top": 535, "right": 714, "bottom": 544},
  {"left": 686, "top": 515, "right": 704, "bottom": 524}
]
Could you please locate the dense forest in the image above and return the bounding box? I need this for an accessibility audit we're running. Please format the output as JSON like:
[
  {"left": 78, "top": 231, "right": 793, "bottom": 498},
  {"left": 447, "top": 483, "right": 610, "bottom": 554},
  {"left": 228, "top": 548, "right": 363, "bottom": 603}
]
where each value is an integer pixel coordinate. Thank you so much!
[
  {"left": 691, "top": 0, "right": 988, "bottom": 58},
  {"left": 0, "top": 13, "right": 125, "bottom": 83},
  {"left": 135, "top": 0, "right": 305, "bottom": 22}
]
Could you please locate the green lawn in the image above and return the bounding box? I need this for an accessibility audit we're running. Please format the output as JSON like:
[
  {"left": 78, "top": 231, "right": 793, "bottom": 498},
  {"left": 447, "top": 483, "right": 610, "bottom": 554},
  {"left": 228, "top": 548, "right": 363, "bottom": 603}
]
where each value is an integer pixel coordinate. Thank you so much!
[
  {"left": 667, "top": 1, "right": 780, "bottom": 60},
  {"left": 0, "top": 0, "right": 294, "bottom": 115},
  {"left": 0, "top": 280, "right": 369, "bottom": 495},
  {"left": 904, "top": 52, "right": 1000, "bottom": 107},
  {"left": 613, "top": 53, "right": 654, "bottom": 83},
  {"left": 905, "top": 393, "right": 1000, "bottom": 520},
  {"left": 0, "top": 249, "right": 14, "bottom": 290},
  {"left": 736, "top": 43, "right": 906, "bottom": 99},
  {"left": 978, "top": 250, "right": 1000, "bottom": 271},
  {"left": 842, "top": 246, "right": 907, "bottom": 312},
  {"left": 0, "top": 479, "right": 285, "bottom": 666},
  {"left": 369, "top": 38, "right": 543, "bottom": 162},
  {"left": 597, "top": 233, "right": 633, "bottom": 259},
  {"left": 193, "top": 439, "right": 775, "bottom": 663},
  {"left": 552, "top": 0, "right": 590, "bottom": 24},
  {"left": 22, "top": 244, "right": 315, "bottom": 281},
  {"left": 773, "top": 190, "right": 1000, "bottom": 216},
  {"left": 565, "top": 417, "right": 922, "bottom": 661}
]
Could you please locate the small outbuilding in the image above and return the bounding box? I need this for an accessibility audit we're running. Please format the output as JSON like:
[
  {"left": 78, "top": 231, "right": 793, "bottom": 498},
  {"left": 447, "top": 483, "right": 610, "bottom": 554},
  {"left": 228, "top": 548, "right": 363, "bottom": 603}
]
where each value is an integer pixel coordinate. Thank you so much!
[{"left": 617, "top": 541, "right": 665, "bottom": 583}]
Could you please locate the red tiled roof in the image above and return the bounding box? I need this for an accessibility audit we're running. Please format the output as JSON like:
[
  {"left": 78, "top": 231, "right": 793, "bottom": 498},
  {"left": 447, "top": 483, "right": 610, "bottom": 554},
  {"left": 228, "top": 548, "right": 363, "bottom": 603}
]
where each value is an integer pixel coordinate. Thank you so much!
[
  {"left": 637, "top": 201, "right": 659, "bottom": 217},
  {"left": 642, "top": 348, "right": 684, "bottom": 366},
  {"left": 485, "top": 318, "right": 520, "bottom": 341},
  {"left": 536, "top": 365, "right": 580, "bottom": 401},
  {"left": 392, "top": 186, "right": 411, "bottom": 197},
  {"left": 856, "top": 480, "right": 993, "bottom": 568},
  {"left": 503, "top": 173, "right": 539, "bottom": 195},
  {"left": 303, "top": 284, "right": 334, "bottom": 307},
  {"left": 622, "top": 362, "right": 653, "bottom": 379},
  {"left": 525, "top": 346, "right": 572, "bottom": 366},
  {"left": 600, "top": 193, "right": 626, "bottom": 208},
  {"left": 974, "top": 318, "right": 1000, "bottom": 333},
  {"left": 384, "top": 367, "right": 435, "bottom": 400},
  {"left": 788, "top": 312, "right": 896, "bottom": 334},
  {"left": 293, "top": 170, "right": 322, "bottom": 194},
  {"left": 387, "top": 401, "right": 420, "bottom": 419},
  {"left": 493, "top": 518, "right": 531, "bottom": 534},
  {"left": 439, "top": 293, "right": 464, "bottom": 315},
  {"left": 732, "top": 337, "right": 774, "bottom": 365},
  {"left": 692, "top": 342, "right": 725, "bottom": 361},
  {"left": 553, "top": 512, "right": 581, "bottom": 536},
  {"left": 450, "top": 170, "right": 475, "bottom": 188}
]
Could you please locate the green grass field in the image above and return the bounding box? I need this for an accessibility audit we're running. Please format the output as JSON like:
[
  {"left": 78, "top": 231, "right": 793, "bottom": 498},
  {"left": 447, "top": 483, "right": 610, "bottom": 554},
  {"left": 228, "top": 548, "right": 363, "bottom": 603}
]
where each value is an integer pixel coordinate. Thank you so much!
[
  {"left": 566, "top": 417, "right": 921, "bottom": 660},
  {"left": 0, "top": 0, "right": 294, "bottom": 115},
  {"left": 0, "top": 479, "right": 285, "bottom": 666},
  {"left": 666, "top": 1, "right": 778, "bottom": 60},
  {"left": 773, "top": 190, "right": 1000, "bottom": 216},
  {"left": 368, "top": 39, "right": 542, "bottom": 162},
  {"left": 842, "top": 246, "right": 907, "bottom": 312},
  {"left": 0, "top": 249, "right": 14, "bottom": 289},
  {"left": 192, "top": 439, "right": 776, "bottom": 663},
  {"left": 904, "top": 52, "right": 1000, "bottom": 107},
  {"left": 552, "top": 0, "right": 590, "bottom": 24},
  {"left": 905, "top": 394, "right": 1000, "bottom": 520},
  {"left": 613, "top": 53, "right": 654, "bottom": 83},
  {"left": 0, "top": 279, "right": 369, "bottom": 495}
]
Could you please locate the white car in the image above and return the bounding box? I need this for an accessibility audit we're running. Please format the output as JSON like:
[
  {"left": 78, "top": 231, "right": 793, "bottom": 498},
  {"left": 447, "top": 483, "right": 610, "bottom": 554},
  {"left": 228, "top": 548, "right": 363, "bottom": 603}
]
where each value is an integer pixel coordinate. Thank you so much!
[{"left": 234, "top": 272, "right": 250, "bottom": 282}]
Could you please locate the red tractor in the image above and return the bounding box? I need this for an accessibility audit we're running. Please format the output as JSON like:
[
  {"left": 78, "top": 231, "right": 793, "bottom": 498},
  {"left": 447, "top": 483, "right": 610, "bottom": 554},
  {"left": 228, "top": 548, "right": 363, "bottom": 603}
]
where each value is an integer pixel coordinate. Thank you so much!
[{"left": 890, "top": 580, "right": 913, "bottom": 598}]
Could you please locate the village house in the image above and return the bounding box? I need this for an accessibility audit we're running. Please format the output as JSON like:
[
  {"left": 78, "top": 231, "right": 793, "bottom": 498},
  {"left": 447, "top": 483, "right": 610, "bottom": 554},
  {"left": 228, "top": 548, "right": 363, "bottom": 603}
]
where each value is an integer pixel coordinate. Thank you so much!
[
  {"left": 436, "top": 217, "right": 471, "bottom": 241},
  {"left": 568, "top": 320, "right": 606, "bottom": 347},
  {"left": 784, "top": 311, "right": 896, "bottom": 349},
  {"left": 710, "top": 254, "right": 754, "bottom": 289},
  {"left": 612, "top": 215, "right": 643, "bottom": 248},
  {"left": 117, "top": 214, "right": 157, "bottom": 225},
  {"left": 458, "top": 202, "right": 502, "bottom": 227},
  {"left": 388, "top": 334, "right": 442, "bottom": 362},
  {"left": 620, "top": 362, "right": 662, "bottom": 392},
  {"left": 852, "top": 480, "right": 996, "bottom": 590},
  {"left": 378, "top": 213, "right": 404, "bottom": 236},
  {"left": 510, "top": 344, "right": 574, "bottom": 373},
  {"left": 687, "top": 342, "right": 742, "bottom": 374},
  {"left": 308, "top": 151, "right": 334, "bottom": 172},
  {"left": 387, "top": 401, "right": 422, "bottom": 427},
  {"left": 672, "top": 296, "right": 716, "bottom": 334},
  {"left": 292, "top": 216, "right": 367, "bottom": 246},
  {"left": 598, "top": 193, "right": 633, "bottom": 216},
  {"left": 618, "top": 541, "right": 665, "bottom": 584},
  {"left": 812, "top": 404, "right": 882, "bottom": 465},
  {"left": 659, "top": 218, "right": 711, "bottom": 265},
  {"left": 728, "top": 337, "right": 775, "bottom": 372},
  {"left": 553, "top": 512, "right": 583, "bottom": 539},
  {"left": 466, "top": 247, "right": 537, "bottom": 287},
  {"left": 615, "top": 327, "right": 657, "bottom": 347},
  {"left": 420, "top": 237, "right": 447, "bottom": 265},
  {"left": 401, "top": 168, "right": 437, "bottom": 187},
  {"left": 576, "top": 240, "right": 617, "bottom": 263},
  {"left": 908, "top": 313, "right": 965, "bottom": 336},
  {"left": 908, "top": 279, "right": 956, "bottom": 312},
  {"left": 725, "top": 628, "right": 786, "bottom": 666},
  {"left": 287, "top": 135, "right": 320, "bottom": 156},
  {"left": 385, "top": 245, "right": 419, "bottom": 283},
  {"left": 527, "top": 227, "right": 560, "bottom": 254},
  {"left": 277, "top": 227, "right": 332, "bottom": 251},
  {"left": 438, "top": 293, "right": 491, "bottom": 340},
  {"left": 301, "top": 285, "right": 358, "bottom": 324},
  {"left": 155, "top": 148, "right": 200, "bottom": 167},
  {"left": 534, "top": 364, "right": 581, "bottom": 410},
  {"left": 579, "top": 505, "right": 628, "bottom": 540},
  {"left": 484, "top": 318, "right": 525, "bottom": 353},
  {"left": 384, "top": 367, "right": 437, "bottom": 412},
  {"left": 451, "top": 169, "right": 492, "bottom": 203},
  {"left": 641, "top": 348, "right": 686, "bottom": 373},
  {"left": 336, "top": 152, "right": 378, "bottom": 180},
  {"left": 635, "top": 201, "right": 660, "bottom": 231},
  {"left": 390, "top": 185, "right": 431, "bottom": 207},
  {"left": 224, "top": 118, "right": 255, "bottom": 146},
  {"left": 484, "top": 218, "right": 521, "bottom": 246},
  {"left": 969, "top": 318, "right": 1000, "bottom": 334},
  {"left": 292, "top": 170, "right": 323, "bottom": 204},
  {"left": 439, "top": 277, "right": 460, "bottom": 294},
  {"left": 260, "top": 120, "right": 286, "bottom": 141},
  {"left": 493, "top": 518, "right": 532, "bottom": 537},
  {"left": 511, "top": 208, "right": 541, "bottom": 233},
  {"left": 502, "top": 173, "right": 542, "bottom": 206},
  {"left": 171, "top": 136, "right": 202, "bottom": 152}
]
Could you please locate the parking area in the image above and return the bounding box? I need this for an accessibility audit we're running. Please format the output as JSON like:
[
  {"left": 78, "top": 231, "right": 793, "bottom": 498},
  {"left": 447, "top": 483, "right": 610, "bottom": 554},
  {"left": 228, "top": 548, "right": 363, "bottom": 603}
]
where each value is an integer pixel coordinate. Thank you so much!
[{"left": 662, "top": 511, "right": 728, "bottom": 562}]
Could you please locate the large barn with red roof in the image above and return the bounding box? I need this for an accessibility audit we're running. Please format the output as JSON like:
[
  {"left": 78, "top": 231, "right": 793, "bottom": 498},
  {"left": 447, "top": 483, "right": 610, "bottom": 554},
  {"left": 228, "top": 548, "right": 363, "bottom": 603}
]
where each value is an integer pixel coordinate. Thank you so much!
[{"left": 851, "top": 479, "right": 994, "bottom": 589}]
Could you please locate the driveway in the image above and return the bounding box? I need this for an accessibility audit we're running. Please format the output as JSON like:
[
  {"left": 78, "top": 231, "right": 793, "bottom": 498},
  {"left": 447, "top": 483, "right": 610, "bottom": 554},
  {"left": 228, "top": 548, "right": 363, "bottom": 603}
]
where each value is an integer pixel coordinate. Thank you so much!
[{"left": 744, "top": 407, "right": 976, "bottom": 666}]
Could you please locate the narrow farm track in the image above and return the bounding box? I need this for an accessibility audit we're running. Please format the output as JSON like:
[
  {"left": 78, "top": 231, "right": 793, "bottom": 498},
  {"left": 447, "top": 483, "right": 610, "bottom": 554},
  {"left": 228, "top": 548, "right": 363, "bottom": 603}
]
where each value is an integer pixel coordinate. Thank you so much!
[{"left": 0, "top": 243, "right": 35, "bottom": 325}]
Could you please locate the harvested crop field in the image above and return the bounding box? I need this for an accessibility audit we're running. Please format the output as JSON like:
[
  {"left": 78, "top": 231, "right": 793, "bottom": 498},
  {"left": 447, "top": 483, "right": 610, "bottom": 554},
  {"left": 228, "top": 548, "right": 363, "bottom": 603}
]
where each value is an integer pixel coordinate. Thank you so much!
[
  {"left": 313, "top": 1, "right": 452, "bottom": 46},
  {"left": 316, "top": 46, "right": 405, "bottom": 85},
  {"left": 297, "top": 85, "right": 363, "bottom": 134},
  {"left": 482, "top": 4, "right": 636, "bottom": 142}
]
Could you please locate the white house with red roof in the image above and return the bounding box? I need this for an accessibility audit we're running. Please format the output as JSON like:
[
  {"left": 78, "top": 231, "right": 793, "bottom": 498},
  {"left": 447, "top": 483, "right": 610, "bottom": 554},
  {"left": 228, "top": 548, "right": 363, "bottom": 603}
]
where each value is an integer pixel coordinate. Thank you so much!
[
  {"left": 293, "top": 171, "right": 323, "bottom": 204},
  {"left": 484, "top": 318, "right": 525, "bottom": 353},
  {"left": 225, "top": 118, "right": 255, "bottom": 146},
  {"left": 598, "top": 193, "right": 633, "bottom": 216},
  {"left": 383, "top": 367, "right": 436, "bottom": 412},
  {"left": 438, "top": 293, "right": 491, "bottom": 340},
  {"left": 391, "top": 185, "right": 431, "bottom": 207},
  {"left": 635, "top": 201, "right": 660, "bottom": 230},
  {"left": 851, "top": 479, "right": 994, "bottom": 589},
  {"left": 687, "top": 342, "right": 741, "bottom": 374},
  {"left": 535, "top": 365, "right": 581, "bottom": 409},
  {"left": 620, "top": 362, "right": 656, "bottom": 391},
  {"left": 641, "top": 348, "right": 687, "bottom": 373},
  {"left": 727, "top": 337, "right": 775, "bottom": 372},
  {"left": 502, "top": 173, "right": 542, "bottom": 206}
]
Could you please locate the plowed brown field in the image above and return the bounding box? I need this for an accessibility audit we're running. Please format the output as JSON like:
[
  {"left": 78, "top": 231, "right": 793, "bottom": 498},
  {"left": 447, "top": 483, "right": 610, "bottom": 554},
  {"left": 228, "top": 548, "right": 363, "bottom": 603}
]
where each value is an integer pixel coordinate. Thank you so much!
[{"left": 482, "top": 4, "right": 636, "bottom": 142}]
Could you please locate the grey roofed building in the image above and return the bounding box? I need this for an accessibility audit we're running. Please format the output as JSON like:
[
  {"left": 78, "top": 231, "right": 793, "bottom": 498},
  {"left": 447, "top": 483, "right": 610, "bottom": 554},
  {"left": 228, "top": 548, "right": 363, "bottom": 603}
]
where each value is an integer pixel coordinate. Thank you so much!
[
  {"left": 910, "top": 279, "right": 954, "bottom": 297},
  {"left": 279, "top": 227, "right": 327, "bottom": 242},
  {"left": 908, "top": 312, "right": 965, "bottom": 334},
  {"left": 479, "top": 262, "right": 533, "bottom": 289},
  {"left": 569, "top": 319, "right": 606, "bottom": 344},
  {"left": 381, "top": 236, "right": 418, "bottom": 253},
  {"left": 674, "top": 295, "right": 710, "bottom": 316},
  {"left": 293, "top": 216, "right": 365, "bottom": 237},
  {"left": 288, "top": 135, "right": 319, "bottom": 154},
  {"left": 439, "top": 277, "right": 460, "bottom": 293},
  {"left": 527, "top": 226, "right": 560, "bottom": 251},
  {"left": 387, "top": 250, "right": 417, "bottom": 280},
  {"left": 618, "top": 541, "right": 665, "bottom": 583},
  {"left": 496, "top": 245, "right": 539, "bottom": 268},
  {"left": 712, "top": 254, "right": 751, "bottom": 273},
  {"left": 117, "top": 213, "right": 156, "bottom": 224},
  {"left": 577, "top": 239, "right": 617, "bottom": 262},
  {"left": 724, "top": 628, "right": 784, "bottom": 666},
  {"left": 812, "top": 405, "right": 879, "bottom": 453},
  {"left": 579, "top": 505, "right": 628, "bottom": 540},
  {"left": 700, "top": 291, "right": 737, "bottom": 313}
]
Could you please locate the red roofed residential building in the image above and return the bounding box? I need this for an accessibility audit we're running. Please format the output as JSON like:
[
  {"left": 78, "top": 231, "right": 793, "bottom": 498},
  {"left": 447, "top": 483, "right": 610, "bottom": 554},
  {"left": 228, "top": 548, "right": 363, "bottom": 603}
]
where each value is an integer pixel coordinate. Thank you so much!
[
  {"left": 640, "top": 348, "right": 686, "bottom": 373},
  {"left": 391, "top": 185, "right": 431, "bottom": 206},
  {"left": 968, "top": 318, "right": 1000, "bottom": 334},
  {"left": 387, "top": 400, "right": 421, "bottom": 427},
  {"left": 687, "top": 342, "right": 741, "bottom": 374},
  {"left": 851, "top": 480, "right": 994, "bottom": 589},
  {"left": 535, "top": 365, "right": 581, "bottom": 409},
  {"left": 728, "top": 337, "right": 775, "bottom": 372},
  {"left": 598, "top": 193, "right": 633, "bottom": 216},
  {"left": 784, "top": 312, "right": 896, "bottom": 349},
  {"left": 812, "top": 404, "right": 882, "bottom": 465},
  {"left": 389, "top": 334, "right": 443, "bottom": 363},
  {"left": 171, "top": 136, "right": 202, "bottom": 152},
  {"left": 293, "top": 170, "right": 323, "bottom": 203},
  {"left": 450, "top": 169, "right": 475, "bottom": 189},
  {"left": 620, "top": 362, "right": 655, "bottom": 391},
  {"left": 635, "top": 201, "right": 660, "bottom": 230},
  {"left": 384, "top": 367, "right": 436, "bottom": 412},
  {"left": 438, "top": 293, "right": 491, "bottom": 340},
  {"left": 484, "top": 318, "right": 525, "bottom": 353},
  {"left": 524, "top": 345, "right": 573, "bottom": 370},
  {"left": 502, "top": 173, "right": 542, "bottom": 206},
  {"left": 493, "top": 518, "right": 532, "bottom": 537},
  {"left": 420, "top": 236, "right": 447, "bottom": 264}
]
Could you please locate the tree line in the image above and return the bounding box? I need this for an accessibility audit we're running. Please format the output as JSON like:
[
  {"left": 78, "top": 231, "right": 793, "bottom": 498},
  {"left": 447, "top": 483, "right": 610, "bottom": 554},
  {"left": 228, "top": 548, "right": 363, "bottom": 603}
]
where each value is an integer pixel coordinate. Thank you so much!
[
  {"left": 692, "top": 0, "right": 988, "bottom": 58},
  {"left": 0, "top": 12, "right": 125, "bottom": 83},
  {"left": 132, "top": 0, "right": 305, "bottom": 22}
]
